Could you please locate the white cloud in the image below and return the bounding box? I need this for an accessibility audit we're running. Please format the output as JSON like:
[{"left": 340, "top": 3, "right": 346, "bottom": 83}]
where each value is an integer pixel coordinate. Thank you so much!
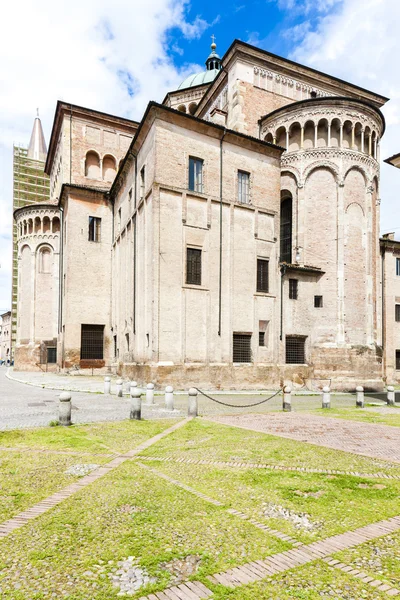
[
  {"left": 290, "top": 0, "right": 400, "bottom": 235},
  {"left": 0, "top": 0, "right": 215, "bottom": 310}
]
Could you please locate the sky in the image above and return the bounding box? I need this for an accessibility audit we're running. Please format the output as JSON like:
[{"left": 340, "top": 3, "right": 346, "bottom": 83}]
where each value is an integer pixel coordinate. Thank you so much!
[{"left": 0, "top": 0, "right": 399, "bottom": 312}]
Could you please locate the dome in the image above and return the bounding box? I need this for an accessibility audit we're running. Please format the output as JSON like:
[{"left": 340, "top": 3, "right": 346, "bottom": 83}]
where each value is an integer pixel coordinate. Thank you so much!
[
  {"left": 178, "top": 68, "right": 220, "bottom": 90},
  {"left": 177, "top": 37, "right": 222, "bottom": 90}
]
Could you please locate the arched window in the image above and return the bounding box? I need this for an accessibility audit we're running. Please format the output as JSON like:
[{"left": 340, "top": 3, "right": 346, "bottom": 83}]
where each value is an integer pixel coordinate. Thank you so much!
[
  {"left": 280, "top": 195, "right": 293, "bottom": 263},
  {"left": 38, "top": 247, "right": 52, "bottom": 274},
  {"left": 52, "top": 217, "right": 60, "bottom": 233},
  {"left": 85, "top": 151, "right": 101, "bottom": 179},
  {"left": 43, "top": 216, "right": 50, "bottom": 233},
  {"left": 34, "top": 217, "right": 41, "bottom": 233},
  {"left": 177, "top": 104, "right": 187, "bottom": 113},
  {"left": 102, "top": 155, "right": 117, "bottom": 182},
  {"left": 188, "top": 103, "right": 197, "bottom": 115}
]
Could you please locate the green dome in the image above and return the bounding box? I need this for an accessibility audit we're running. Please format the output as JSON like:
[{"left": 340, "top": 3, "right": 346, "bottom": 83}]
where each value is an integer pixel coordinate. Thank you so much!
[{"left": 178, "top": 68, "right": 220, "bottom": 90}]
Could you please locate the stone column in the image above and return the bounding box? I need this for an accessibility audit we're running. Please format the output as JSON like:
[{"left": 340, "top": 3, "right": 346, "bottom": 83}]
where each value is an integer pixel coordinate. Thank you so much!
[
  {"left": 339, "top": 124, "right": 343, "bottom": 148},
  {"left": 337, "top": 182, "right": 345, "bottom": 344},
  {"left": 351, "top": 125, "right": 355, "bottom": 149},
  {"left": 286, "top": 130, "right": 289, "bottom": 150},
  {"left": 327, "top": 124, "right": 331, "bottom": 147},
  {"left": 361, "top": 129, "right": 365, "bottom": 153},
  {"left": 314, "top": 123, "right": 318, "bottom": 148},
  {"left": 300, "top": 126, "right": 304, "bottom": 149}
]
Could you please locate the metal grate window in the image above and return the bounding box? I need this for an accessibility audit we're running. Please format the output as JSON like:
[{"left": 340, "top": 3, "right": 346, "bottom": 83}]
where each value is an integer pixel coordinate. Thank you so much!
[
  {"left": 233, "top": 333, "right": 252, "bottom": 363},
  {"left": 396, "top": 350, "right": 400, "bottom": 370},
  {"left": 186, "top": 248, "right": 202, "bottom": 285},
  {"left": 314, "top": 295, "right": 323, "bottom": 308},
  {"left": 81, "top": 325, "right": 104, "bottom": 360},
  {"left": 280, "top": 197, "right": 292, "bottom": 263},
  {"left": 396, "top": 305, "right": 400, "bottom": 322},
  {"left": 188, "top": 157, "right": 203, "bottom": 193},
  {"left": 47, "top": 347, "right": 57, "bottom": 364},
  {"left": 238, "top": 170, "right": 250, "bottom": 204},
  {"left": 140, "top": 166, "right": 145, "bottom": 199},
  {"left": 289, "top": 278, "right": 298, "bottom": 300},
  {"left": 259, "top": 331, "right": 265, "bottom": 347},
  {"left": 285, "top": 336, "right": 306, "bottom": 364},
  {"left": 88, "top": 216, "right": 101, "bottom": 242},
  {"left": 257, "top": 259, "right": 269, "bottom": 293},
  {"left": 114, "top": 335, "right": 118, "bottom": 359},
  {"left": 397, "top": 258, "right": 400, "bottom": 276}
]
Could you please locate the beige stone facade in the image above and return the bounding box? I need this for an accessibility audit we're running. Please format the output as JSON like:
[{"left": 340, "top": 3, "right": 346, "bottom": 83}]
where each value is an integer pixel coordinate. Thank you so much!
[
  {"left": 13, "top": 39, "right": 396, "bottom": 390},
  {"left": 0, "top": 311, "right": 11, "bottom": 364}
]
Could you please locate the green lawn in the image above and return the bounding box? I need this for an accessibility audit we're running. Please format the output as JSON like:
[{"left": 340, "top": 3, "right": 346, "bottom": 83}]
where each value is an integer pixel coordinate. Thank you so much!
[
  {"left": 307, "top": 406, "right": 400, "bottom": 427},
  {"left": 139, "top": 418, "right": 400, "bottom": 476},
  {"left": 209, "top": 561, "right": 387, "bottom": 599},
  {"left": 0, "top": 419, "right": 176, "bottom": 454},
  {"left": 0, "top": 461, "right": 288, "bottom": 599}
]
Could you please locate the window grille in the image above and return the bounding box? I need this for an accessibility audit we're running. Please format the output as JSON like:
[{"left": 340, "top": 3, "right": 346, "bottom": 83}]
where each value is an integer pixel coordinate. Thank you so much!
[
  {"left": 114, "top": 335, "right": 118, "bottom": 359},
  {"left": 238, "top": 171, "right": 250, "bottom": 204},
  {"left": 259, "top": 331, "right": 265, "bottom": 347},
  {"left": 257, "top": 259, "right": 269, "bottom": 293},
  {"left": 314, "top": 295, "right": 323, "bottom": 308},
  {"left": 396, "top": 350, "right": 400, "bottom": 370},
  {"left": 188, "top": 157, "right": 203, "bottom": 193},
  {"left": 396, "top": 305, "right": 400, "bottom": 322},
  {"left": 186, "top": 248, "right": 202, "bottom": 285},
  {"left": 81, "top": 325, "right": 104, "bottom": 360},
  {"left": 280, "top": 197, "right": 292, "bottom": 262},
  {"left": 397, "top": 258, "right": 400, "bottom": 276},
  {"left": 125, "top": 333, "right": 130, "bottom": 352},
  {"left": 233, "top": 333, "right": 252, "bottom": 363},
  {"left": 140, "top": 166, "right": 145, "bottom": 199},
  {"left": 285, "top": 336, "right": 306, "bottom": 364},
  {"left": 47, "top": 347, "right": 57, "bottom": 364},
  {"left": 289, "top": 278, "right": 298, "bottom": 300},
  {"left": 88, "top": 216, "right": 101, "bottom": 242}
]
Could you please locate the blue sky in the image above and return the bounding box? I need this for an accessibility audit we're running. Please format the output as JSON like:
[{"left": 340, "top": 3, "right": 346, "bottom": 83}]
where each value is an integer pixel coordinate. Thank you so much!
[{"left": 0, "top": 0, "right": 399, "bottom": 312}]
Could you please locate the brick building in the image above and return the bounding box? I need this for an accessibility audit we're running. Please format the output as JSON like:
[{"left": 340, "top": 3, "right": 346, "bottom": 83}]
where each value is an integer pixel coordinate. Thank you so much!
[{"left": 13, "top": 39, "right": 395, "bottom": 390}]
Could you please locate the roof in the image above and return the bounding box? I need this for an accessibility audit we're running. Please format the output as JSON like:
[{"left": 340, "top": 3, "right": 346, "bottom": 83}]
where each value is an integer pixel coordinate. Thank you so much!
[
  {"left": 178, "top": 68, "right": 220, "bottom": 90},
  {"left": 384, "top": 152, "right": 400, "bottom": 168},
  {"left": 27, "top": 115, "right": 47, "bottom": 162},
  {"left": 13, "top": 202, "right": 60, "bottom": 220}
]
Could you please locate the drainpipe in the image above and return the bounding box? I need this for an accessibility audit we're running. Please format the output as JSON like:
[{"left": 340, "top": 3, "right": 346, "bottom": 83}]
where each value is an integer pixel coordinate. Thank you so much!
[
  {"left": 381, "top": 246, "right": 385, "bottom": 376},
  {"left": 280, "top": 264, "right": 286, "bottom": 341},
  {"left": 218, "top": 129, "right": 226, "bottom": 337},
  {"left": 58, "top": 205, "right": 64, "bottom": 336},
  {"left": 133, "top": 154, "right": 137, "bottom": 335}
]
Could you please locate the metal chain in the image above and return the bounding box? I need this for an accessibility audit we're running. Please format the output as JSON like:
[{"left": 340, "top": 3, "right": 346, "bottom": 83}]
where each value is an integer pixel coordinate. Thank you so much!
[{"left": 194, "top": 387, "right": 283, "bottom": 409}]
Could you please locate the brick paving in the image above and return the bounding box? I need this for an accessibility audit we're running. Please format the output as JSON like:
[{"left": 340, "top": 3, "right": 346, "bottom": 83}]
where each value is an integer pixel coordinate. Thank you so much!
[
  {"left": 323, "top": 558, "right": 399, "bottom": 597},
  {"left": 0, "top": 418, "right": 190, "bottom": 538},
  {"left": 138, "top": 515, "right": 400, "bottom": 599},
  {"left": 207, "top": 413, "right": 400, "bottom": 463},
  {"left": 135, "top": 455, "right": 400, "bottom": 479}
]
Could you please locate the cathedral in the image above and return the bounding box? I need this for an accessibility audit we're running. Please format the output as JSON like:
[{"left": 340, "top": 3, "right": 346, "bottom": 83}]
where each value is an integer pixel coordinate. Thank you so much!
[{"left": 13, "top": 38, "right": 398, "bottom": 390}]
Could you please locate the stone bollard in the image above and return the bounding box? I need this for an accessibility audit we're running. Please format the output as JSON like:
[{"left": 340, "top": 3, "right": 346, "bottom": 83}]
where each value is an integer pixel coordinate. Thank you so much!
[
  {"left": 59, "top": 392, "right": 72, "bottom": 426},
  {"left": 356, "top": 385, "right": 364, "bottom": 408},
  {"left": 104, "top": 376, "right": 111, "bottom": 395},
  {"left": 322, "top": 386, "right": 331, "bottom": 409},
  {"left": 387, "top": 385, "right": 395, "bottom": 406},
  {"left": 283, "top": 386, "right": 292, "bottom": 412},
  {"left": 130, "top": 388, "right": 142, "bottom": 420},
  {"left": 188, "top": 388, "right": 198, "bottom": 417},
  {"left": 130, "top": 381, "right": 138, "bottom": 397},
  {"left": 116, "top": 379, "right": 123, "bottom": 398},
  {"left": 165, "top": 385, "right": 174, "bottom": 411},
  {"left": 146, "top": 383, "right": 155, "bottom": 405}
]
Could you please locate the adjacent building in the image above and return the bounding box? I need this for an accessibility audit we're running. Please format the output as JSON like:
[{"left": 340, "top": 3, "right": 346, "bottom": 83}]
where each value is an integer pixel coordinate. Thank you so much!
[
  {"left": 13, "top": 39, "right": 395, "bottom": 390},
  {"left": 0, "top": 311, "right": 11, "bottom": 364}
]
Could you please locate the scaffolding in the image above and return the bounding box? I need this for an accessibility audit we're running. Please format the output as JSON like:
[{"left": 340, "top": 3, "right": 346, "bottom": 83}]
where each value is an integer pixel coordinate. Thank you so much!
[{"left": 11, "top": 145, "right": 50, "bottom": 357}]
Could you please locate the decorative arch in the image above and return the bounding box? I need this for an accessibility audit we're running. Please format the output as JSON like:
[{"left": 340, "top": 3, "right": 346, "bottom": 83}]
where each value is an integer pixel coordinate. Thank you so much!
[
  {"left": 177, "top": 104, "right": 187, "bottom": 113},
  {"left": 85, "top": 150, "right": 101, "bottom": 179},
  {"left": 303, "top": 161, "right": 340, "bottom": 186},
  {"left": 188, "top": 102, "right": 197, "bottom": 115},
  {"left": 19, "top": 243, "right": 31, "bottom": 257},
  {"left": 102, "top": 154, "right": 117, "bottom": 182},
  {"left": 36, "top": 244, "right": 54, "bottom": 274},
  {"left": 281, "top": 167, "right": 300, "bottom": 187},
  {"left": 265, "top": 132, "right": 274, "bottom": 144},
  {"left": 343, "top": 165, "right": 368, "bottom": 187}
]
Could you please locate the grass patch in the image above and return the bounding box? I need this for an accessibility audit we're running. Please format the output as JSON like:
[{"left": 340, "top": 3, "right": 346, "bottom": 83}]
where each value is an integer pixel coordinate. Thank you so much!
[
  {"left": 0, "top": 450, "right": 110, "bottom": 522},
  {"left": 0, "top": 419, "right": 176, "bottom": 454},
  {"left": 0, "top": 461, "right": 288, "bottom": 599},
  {"left": 308, "top": 406, "right": 400, "bottom": 427},
  {"left": 209, "top": 560, "right": 387, "bottom": 599},
  {"left": 139, "top": 419, "right": 400, "bottom": 475},
  {"left": 141, "top": 460, "right": 400, "bottom": 543},
  {"left": 334, "top": 531, "right": 400, "bottom": 587}
]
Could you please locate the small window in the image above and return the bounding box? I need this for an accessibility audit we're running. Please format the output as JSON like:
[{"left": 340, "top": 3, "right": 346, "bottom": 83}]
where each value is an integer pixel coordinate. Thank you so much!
[
  {"left": 314, "top": 295, "right": 323, "bottom": 308},
  {"left": 186, "top": 248, "right": 202, "bottom": 285},
  {"left": 396, "top": 305, "right": 400, "bottom": 322},
  {"left": 397, "top": 258, "right": 400, "bottom": 276},
  {"left": 128, "top": 188, "right": 132, "bottom": 202},
  {"left": 289, "top": 278, "right": 298, "bottom": 300},
  {"left": 39, "top": 247, "right": 51, "bottom": 274},
  {"left": 47, "top": 347, "right": 57, "bottom": 364},
  {"left": 286, "top": 336, "right": 306, "bottom": 364},
  {"left": 125, "top": 333, "right": 130, "bottom": 352},
  {"left": 188, "top": 157, "right": 203, "bottom": 193},
  {"left": 396, "top": 350, "right": 400, "bottom": 370},
  {"left": 81, "top": 324, "right": 104, "bottom": 360},
  {"left": 140, "top": 166, "right": 145, "bottom": 199},
  {"left": 114, "top": 335, "right": 118, "bottom": 359},
  {"left": 259, "top": 331, "right": 265, "bottom": 347},
  {"left": 88, "top": 216, "right": 101, "bottom": 242},
  {"left": 238, "top": 171, "right": 250, "bottom": 204},
  {"left": 118, "top": 208, "right": 122, "bottom": 230},
  {"left": 233, "top": 333, "right": 252, "bottom": 363},
  {"left": 257, "top": 259, "right": 269, "bottom": 293}
]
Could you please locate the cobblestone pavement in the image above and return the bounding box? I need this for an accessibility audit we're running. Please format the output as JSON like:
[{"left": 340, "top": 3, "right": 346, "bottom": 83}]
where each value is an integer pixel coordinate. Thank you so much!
[
  {"left": 0, "top": 369, "right": 182, "bottom": 430},
  {"left": 208, "top": 413, "right": 400, "bottom": 463}
]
